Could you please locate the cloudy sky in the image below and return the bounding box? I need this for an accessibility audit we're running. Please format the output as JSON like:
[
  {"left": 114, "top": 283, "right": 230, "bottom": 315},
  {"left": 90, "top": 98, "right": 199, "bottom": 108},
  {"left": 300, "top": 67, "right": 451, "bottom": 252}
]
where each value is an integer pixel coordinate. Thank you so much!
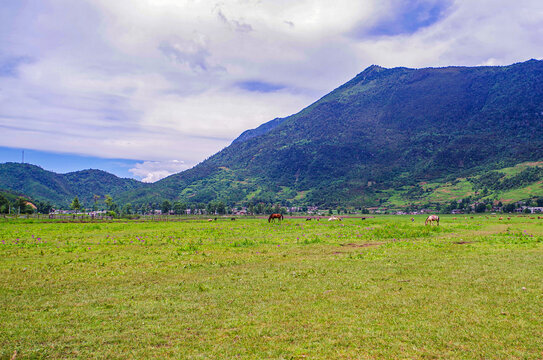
[{"left": 1, "top": 0, "right": 542, "bottom": 182}]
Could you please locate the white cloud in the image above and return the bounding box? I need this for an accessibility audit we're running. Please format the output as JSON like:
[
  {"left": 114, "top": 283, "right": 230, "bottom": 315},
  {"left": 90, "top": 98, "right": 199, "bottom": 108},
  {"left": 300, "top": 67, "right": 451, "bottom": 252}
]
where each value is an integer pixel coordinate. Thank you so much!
[
  {"left": 354, "top": 0, "right": 543, "bottom": 68},
  {"left": 1, "top": 0, "right": 543, "bottom": 179},
  {"left": 129, "top": 160, "right": 190, "bottom": 183}
]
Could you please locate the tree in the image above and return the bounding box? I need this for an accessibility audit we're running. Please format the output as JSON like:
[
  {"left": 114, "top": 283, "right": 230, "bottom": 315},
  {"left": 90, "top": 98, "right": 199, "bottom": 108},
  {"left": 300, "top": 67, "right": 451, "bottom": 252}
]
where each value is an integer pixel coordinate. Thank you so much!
[
  {"left": 105, "top": 195, "right": 114, "bottom": 210},
  {"left": 197, "top": 203, "right": 206, "bottom": 213},
  {"left": 71, "top": 196, "right": 81, "bottom": 212},
  {"left": 122, "top": 203, "right": 133, "bottom": 215},
  {"left": 162, "top": 200, "right": 172, "bottom": 214},
  {"left": 36, "top": 200, "right": 53, "bottom": 214},
  {"left": 142, "top": 204, "right": 151, "bottom": 215},
  {"left": 207, "top": 202, "right": 216, "bottom": 215},
  {"left": 173, "top": 201, "right": 186, "bottom": 215},
  {"left": 15, "top": 197, "right": 32, "bottom": 214},
  {"left": 0, "top": 194, "right": 9, "bottom": 214},
  {"left": 216, "top": 201, "right": 226, "bottom": 215},
  {"left": 93, "top": 194, "right": 100, "bottom": 211},
  {"left": 474, "top": 203, "right": 486, "bottom": 213}
]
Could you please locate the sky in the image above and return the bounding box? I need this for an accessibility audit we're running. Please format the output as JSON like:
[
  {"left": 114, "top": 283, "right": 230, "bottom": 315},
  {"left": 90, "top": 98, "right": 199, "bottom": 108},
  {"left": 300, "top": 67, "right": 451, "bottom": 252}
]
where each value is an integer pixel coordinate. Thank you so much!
[{"left": 1, "top": 0, "right": 542, "bottom": 182}]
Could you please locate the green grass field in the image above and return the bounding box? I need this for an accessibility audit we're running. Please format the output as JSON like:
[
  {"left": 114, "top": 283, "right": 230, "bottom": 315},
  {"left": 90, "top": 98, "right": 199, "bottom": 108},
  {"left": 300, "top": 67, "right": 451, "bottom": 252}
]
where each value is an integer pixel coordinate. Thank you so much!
[{"left": 1, "top": 215, "right": 542, "bottom": 359}]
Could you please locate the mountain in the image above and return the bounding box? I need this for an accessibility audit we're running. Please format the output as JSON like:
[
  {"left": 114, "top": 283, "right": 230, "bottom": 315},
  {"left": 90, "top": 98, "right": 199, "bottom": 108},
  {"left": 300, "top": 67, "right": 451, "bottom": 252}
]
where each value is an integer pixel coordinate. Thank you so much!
[
  {"left": 0, "top": 163, "right": 144, "bottom": 207},
  {"left": 231, "top": 117, "right": 286, "bottom": 145},
  {"left": 2, "top": 59, "right": 543, "bottom": 209},
  {"left": 124, "top": 59, "right": 543, "bottom": 207}
]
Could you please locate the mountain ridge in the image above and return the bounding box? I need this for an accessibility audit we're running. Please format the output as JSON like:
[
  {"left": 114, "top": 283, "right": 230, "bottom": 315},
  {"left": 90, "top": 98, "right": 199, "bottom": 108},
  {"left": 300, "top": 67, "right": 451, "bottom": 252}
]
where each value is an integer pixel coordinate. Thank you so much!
[
  {"left": 139, "top": 58, "right": 543, "bottom": 206},
  {"left": 0, "top": 162, "right": 144, "bottom": 207},
  {"left": 1, "top": 59, "right": 543, "bottom": 209}
]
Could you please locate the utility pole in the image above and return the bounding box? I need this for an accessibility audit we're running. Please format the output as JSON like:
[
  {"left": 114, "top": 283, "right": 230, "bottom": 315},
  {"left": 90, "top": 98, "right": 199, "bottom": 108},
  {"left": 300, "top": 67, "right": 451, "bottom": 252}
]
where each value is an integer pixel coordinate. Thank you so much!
[{"left": 22, "top": 150, "right": 24, "bottom": 164}]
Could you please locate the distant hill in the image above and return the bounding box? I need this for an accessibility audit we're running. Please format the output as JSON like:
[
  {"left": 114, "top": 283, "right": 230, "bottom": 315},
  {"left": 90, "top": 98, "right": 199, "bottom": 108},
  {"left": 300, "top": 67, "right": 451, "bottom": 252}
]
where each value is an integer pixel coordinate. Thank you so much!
[
  {"left": 0, "top": 189, "right": 30, "bottom": 204},
  {"left": 126, "top": 59, "right": 543, "bottom": 207},
  {"left": 2, "top": 59, "right": 543, "bottom": 210},
  {"left": 0, "top": 163, "right": 144, "bottom": 207}
]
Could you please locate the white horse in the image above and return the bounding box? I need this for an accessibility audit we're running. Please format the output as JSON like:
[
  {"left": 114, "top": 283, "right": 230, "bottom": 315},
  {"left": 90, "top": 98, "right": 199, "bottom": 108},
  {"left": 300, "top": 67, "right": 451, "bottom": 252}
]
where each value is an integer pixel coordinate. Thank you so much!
[
  {"left": 425, "top": 215, "right": 440, "bottom": 226},
  {"left": 328, "top": 216, "right": 341, "bottom": 221}
]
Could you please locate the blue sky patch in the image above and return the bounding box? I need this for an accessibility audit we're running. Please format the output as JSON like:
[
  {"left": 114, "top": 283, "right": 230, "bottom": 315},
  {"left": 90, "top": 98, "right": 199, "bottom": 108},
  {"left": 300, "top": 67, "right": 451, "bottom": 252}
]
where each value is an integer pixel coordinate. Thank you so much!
[
  {"left": 237, "top": 80, "right": 285, "bottom": 93},
  {"left": 367, "top": 0, "right": 452, "bottom": 37},
  {"left": 0, "top": 56, "right": 32, "bottom": 77},
  {"left": 0, "top": 146, "right": 141, "bottom": 179}
]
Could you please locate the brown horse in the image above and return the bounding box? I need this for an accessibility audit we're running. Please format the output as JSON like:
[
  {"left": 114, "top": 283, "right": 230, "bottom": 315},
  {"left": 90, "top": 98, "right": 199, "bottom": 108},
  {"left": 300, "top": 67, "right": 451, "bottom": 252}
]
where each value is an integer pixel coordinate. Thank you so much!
[
  {"left": 425, "top": 215, "right": 440, "bottom": 226},
  {"left": 268, "top": 213, "right": 283, "bottom": 223}
]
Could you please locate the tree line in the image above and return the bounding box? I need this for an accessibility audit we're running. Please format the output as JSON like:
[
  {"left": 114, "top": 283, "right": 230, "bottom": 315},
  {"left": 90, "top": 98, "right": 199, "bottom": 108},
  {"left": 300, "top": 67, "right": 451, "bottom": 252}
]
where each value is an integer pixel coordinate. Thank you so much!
[{"left": 0, "top": 194, "right": 53, "bottom": 215}]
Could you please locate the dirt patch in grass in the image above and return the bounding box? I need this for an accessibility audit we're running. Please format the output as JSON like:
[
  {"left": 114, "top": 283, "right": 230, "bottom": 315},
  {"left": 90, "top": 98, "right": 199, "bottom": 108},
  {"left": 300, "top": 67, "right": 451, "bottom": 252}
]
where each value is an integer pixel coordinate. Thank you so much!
[
  {"left": 340, "top": 242, "right": 384, "bottom": 248},
  {"left": 334, "top": 242, "right": 384, "bottom": 254}
]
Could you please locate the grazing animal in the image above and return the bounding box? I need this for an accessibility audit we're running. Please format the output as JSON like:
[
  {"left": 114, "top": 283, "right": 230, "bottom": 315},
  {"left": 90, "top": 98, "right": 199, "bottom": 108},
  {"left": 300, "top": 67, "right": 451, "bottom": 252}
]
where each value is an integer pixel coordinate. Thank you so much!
[
  {"left": 306, "top": 218, "right": 312, "bottom": 221},
  {"left": 268, "top": 213, "right": 283, "bottom": 223},
  {"left": 425, "top": 215, "right": 440, "bottom": 226},
  {"left": 328, "top": 216, "right": 341, "bottom": 221},
  {"left": 231, "top": 217, "right": 236, "bottom": 221},
  {"left": 207, "top": 218, "right": 213, "bottom": 222}
]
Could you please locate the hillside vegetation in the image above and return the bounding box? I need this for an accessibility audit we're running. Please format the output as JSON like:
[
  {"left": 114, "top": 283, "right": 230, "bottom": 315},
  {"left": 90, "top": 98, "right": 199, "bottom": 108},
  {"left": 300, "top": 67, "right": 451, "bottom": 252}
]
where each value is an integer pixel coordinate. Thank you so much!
[
  {"left": 124, "top": 59, "right": 543, "bottom": 208},
  {"left": 1, "top": 59, "right": 543, "bottom": 209},
  {"left": 0, "top": 163, "right": 143, "bottom": 208}
]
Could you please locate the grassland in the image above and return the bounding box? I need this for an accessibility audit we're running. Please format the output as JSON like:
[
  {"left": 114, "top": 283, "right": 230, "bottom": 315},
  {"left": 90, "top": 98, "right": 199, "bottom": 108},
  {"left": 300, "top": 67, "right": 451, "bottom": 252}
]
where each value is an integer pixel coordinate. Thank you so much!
[
  {"left": 1, "top": 215, "right": 542, "bottom": 359},
  {"left": 381, "top": 162, "right": 543, "bottom": 209}
]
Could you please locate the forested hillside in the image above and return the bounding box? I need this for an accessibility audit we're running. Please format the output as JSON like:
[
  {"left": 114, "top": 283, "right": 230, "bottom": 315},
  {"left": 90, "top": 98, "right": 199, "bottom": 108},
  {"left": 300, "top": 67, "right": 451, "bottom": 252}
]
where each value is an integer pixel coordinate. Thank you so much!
[
  {"left": 0, "top": 163, "right": 143, "bottom": 208},
  {"left": 124, "top": 59, "right": 543, "bottom": 207},
  {"left": 2, "top": 59, "right": 543, "bottom": 210}
]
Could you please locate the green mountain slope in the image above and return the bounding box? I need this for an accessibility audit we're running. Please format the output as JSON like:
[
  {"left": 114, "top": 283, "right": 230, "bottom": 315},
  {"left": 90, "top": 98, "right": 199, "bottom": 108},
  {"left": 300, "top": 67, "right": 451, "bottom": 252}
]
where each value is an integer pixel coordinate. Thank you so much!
[
  {"left": 0, "top": 163, "right": 144, "bottom": 207},
  {"left": 2, "top": 59, "right": 543, "bottom": 209},
  {"left": 128, "top": 59, "right": 543, "bottom": 207}
]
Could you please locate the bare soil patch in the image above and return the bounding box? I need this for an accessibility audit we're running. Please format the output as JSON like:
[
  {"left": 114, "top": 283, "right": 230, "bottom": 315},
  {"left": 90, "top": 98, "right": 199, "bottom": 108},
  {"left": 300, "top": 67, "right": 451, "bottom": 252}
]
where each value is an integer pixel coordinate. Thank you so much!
[{"left": 340, "top": 242, "right": 384, "bottom": 248}]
